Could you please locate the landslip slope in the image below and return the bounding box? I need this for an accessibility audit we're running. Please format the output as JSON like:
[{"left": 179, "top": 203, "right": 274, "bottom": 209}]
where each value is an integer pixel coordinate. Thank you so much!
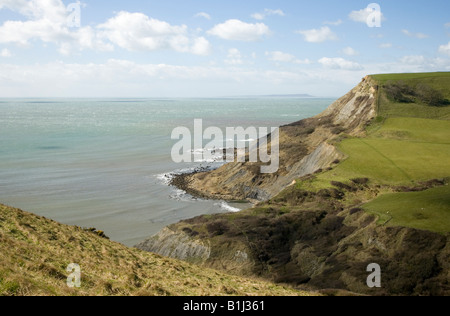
[
  {"left": 138, "top": 73, "right": 450, "bottom": 296},
  {"left": 174, "top": 76, "right": 378, "bottom": 202}
]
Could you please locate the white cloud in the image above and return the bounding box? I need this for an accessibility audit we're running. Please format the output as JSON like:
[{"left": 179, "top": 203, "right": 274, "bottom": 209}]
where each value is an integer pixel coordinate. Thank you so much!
[
  {"left": 349, "top": 8, "right": 370, "bottom": 23},
  {"left": 324, "top": 20, "right": 343, "bottom": 26},
  {"left": 0, "top": 2, "right": 209, "bottom": 55},
  {"left": 402, "top": 29, "right": 429, "bottom": 39},
  {"left": 296, "top": 26, "right": 338, "bottom": 43},
  {"left": 341, "top": 47, "right": 359, "bottom": 56},
  {"left": 0, "top": 0, "right": 67, "bottom": 21},
  {"left": 393, "top": 55, "right": 450, "bottom": 72},
  {"left": 400, "top": 55, "right": 426, "bottom": 65},
  {"left": 266, "top": 51, "right": 295, "bottom": 63},
  {"left": 0, "top": 60, "right": 312, "bottom": 97},
  {"left": 225, "top": 48, "right": 243, "bottom": 65},
  {"left": 1, "top": 48, "right": 12, "bottom": 57},
  {"left": 349, "top": 6, "right": 385, "bottom": 24},
  {"left": 98, "top": 11, "right": 211, "bottom": 55},
  {"left": 318, "top": 57, "right": 363, "bottom": 71},
  {"left": 195, "top": 12, "right": 211, "bottom": 20},
  {"left": 445, "top": 23, "right": 450, "bottom": 28},
  {"left": 2, "top": 58, "right": 450, "bottom": 98},
  {"left": 379, "top": 43, "right": 392, "bottom": 49},
  {"left": 191, "top": 37, "right": 210, "bottom": 55},
  {"left": 251, "top": 9, "right": 285, "bottom": 20},
  {"left": 0, "top": 0, "right": 112, "bottom": 54},
  {"left": 0, "top": 59, "right": 352, "bottom": 98},
  {"left": 439, "top": 42, "right": 450, "bottom": 56},
  {"left": 250, "top": 13, "right": 265, "bottom": 21},
  {"left": 207, "top": 19, "right": 270, "bottom": 41},
  {"left": 266, "top": 51, "right": 311, "bottom": 64}
]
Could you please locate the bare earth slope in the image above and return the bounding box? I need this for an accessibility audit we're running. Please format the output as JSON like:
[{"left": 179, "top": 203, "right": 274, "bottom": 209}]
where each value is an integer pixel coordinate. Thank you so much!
[{"left": 178, "top": 76, "right": 377, "bottom": 202}]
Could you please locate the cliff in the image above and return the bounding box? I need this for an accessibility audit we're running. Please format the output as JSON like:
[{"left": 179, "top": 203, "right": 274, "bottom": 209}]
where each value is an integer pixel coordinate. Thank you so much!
[
  {"left": 175, "top": 76, "right": 378, "bottom": 202},
  {"left": 135, "top": 227, "right": 211, "bottom": 263},
  {"left": 138, "top": 73, "right": 450, "bottom": 296},
  {"left": 139, "top": 197, "right": 450, "bottom": 295}
]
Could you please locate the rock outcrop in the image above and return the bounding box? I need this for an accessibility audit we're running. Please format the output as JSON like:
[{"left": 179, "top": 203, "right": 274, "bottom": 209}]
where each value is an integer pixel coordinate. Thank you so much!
[
  {"left": 135, "top": 227, "right": 211, "bottom": 263},
  {"left": 138, "top": 188, "right": 450, "bottom": 296},
  {"left": 173, "top": 76, "right": 377, "bottom": 202}
]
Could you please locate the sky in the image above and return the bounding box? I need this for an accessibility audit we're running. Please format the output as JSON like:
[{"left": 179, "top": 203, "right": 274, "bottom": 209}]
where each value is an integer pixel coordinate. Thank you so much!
[{"left": 0, "top": 0, "right": 449, "bottom": 98}]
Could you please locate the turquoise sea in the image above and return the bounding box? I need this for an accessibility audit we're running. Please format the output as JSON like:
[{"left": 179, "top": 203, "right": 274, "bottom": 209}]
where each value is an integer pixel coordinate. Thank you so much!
[{"left": 0, "top": 98, "right": 333, "bottom": 246}]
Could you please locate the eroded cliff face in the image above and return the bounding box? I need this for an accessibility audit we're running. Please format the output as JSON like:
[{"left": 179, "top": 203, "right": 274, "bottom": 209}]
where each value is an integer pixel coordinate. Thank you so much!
[
  {"left": 137, "top": 76, "right": 450, "bottom": 295},
  {"left": 135, "top": 227, "right": 211, "bottom": 263},
  {"left": 316, "top": 75, "right": 378, "bottom": 134},
  {"left": 137, "top": 187, "right": 450, "bottom": 296},
  {"left": 178, "top": 76, "right": 378, "bottom": 202}
]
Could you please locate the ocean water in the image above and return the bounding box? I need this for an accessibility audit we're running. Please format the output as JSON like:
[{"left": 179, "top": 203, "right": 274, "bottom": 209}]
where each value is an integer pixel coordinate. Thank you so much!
[{"left": 0, "top": 98, "right": 333, "bottom": 246}]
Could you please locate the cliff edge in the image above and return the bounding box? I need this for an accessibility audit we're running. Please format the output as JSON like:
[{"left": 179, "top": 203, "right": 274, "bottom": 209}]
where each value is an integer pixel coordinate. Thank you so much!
[
  {"left": 174, "top": 76, "right": 378, "bottom": 202},
  {"left": 138, "top": 73, "right": 450, "bottom": 296}
]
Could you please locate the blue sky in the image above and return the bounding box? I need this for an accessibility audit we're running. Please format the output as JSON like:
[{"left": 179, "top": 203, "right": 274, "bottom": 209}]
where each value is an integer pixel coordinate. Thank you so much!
[{"left": 0, "top": 0, "right": 449, "bottom": 97}]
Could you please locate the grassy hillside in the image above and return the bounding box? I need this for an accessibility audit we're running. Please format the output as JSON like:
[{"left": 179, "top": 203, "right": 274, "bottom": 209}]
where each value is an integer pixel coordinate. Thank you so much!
[
  {"left": 314, "top": 117, "right": 450, "bottom": 185},
  {"left": 372, "top": 72, "right": 450, "bottom": 119},
  {"left": 300, "top": 72, "right": 450, "bottom": 233},
  {"left": 364, "top": 185, "right": 450, "bottom": 233},
  {"left": 143, "top": 73, "right": 450, "bottom": 296},
  {"left": 0, "top": 204, "right": 310, "bottom": 296},
  {"left": 3, "top": 72, "right": 449, "bottom": 296}
]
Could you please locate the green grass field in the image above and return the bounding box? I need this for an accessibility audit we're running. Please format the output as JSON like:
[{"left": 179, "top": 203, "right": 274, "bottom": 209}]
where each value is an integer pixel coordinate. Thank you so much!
[
  {"left": 372, "top": 72, "right": 450, "bottom": 119},
  {"left": 372, "top": 72, "right": 450, "bottom": 98},
  {"left": 303, "top": 72, "right": 450, "bottom": 233},
  {"left": 364, "top": 185, "right": 450, "bottom": 233},
  {"left": 316, "top": 117, "right": 450, "bottom": 185}
]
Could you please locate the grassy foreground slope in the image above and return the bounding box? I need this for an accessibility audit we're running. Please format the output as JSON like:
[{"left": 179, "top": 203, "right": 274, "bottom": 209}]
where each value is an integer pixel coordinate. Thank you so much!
[{"left": 0, "top": 204, "right": 310, "bottom": 296}]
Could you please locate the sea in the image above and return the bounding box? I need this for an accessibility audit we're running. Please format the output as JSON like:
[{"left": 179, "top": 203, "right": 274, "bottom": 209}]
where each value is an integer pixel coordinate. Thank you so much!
[{"left": 0, "top": 98, "right": 333, "bottom": 246}]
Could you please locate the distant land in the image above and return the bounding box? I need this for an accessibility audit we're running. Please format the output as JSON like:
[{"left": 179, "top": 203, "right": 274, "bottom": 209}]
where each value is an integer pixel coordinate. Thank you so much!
[{"left": 236, "top": 94, "right": 316, "bottom": 98}]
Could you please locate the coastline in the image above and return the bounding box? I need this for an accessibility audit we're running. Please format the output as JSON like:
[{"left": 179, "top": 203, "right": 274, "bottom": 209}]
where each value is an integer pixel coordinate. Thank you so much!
[
  {"left": 0, "top": 98, "right": 331, "bottom": 246},
  {"left": 169, "top": 171, "right": 256, "bottom": 205}
]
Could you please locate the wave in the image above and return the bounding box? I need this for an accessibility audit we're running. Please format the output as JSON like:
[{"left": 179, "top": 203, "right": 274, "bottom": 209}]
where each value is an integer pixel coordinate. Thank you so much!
[
  {"left": 156, "top": 167, "right": 242, "bottom": 213},
  {"left": 155, "top": 163, "right": 222, "bottom": 201},
  {"left": 156, "top": 164, "right": 221, "bottom": 186},
  {"left": 214, "top": 201, "right": 241, "bottom": 213},
  {"left": 190, "top": 147, "right": 236, "bottom": 163},
  {"left": 237, "top": 138, "right": 256, "bottom": 143}
]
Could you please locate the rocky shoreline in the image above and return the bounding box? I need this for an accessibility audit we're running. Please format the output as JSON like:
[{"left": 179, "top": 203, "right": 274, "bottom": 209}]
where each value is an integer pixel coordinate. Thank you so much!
[{"left": 170, "top": 170, "right": 217, "bottom": 201}]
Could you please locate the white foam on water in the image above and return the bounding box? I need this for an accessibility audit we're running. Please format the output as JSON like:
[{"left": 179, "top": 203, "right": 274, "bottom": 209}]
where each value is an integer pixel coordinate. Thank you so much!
[
  {"left": 156, "top": 164, "right": 223, "bottom": 201},
  {"left": 215, "top": 201, "right": 241, "bottom": 213},
  {"left": 0, "top": 98, "right": 332, "bottom": 246},
  {"left": 169, "top": 189, "right": 197, "bottom": 202},
  {"left": 237, "top": 138, "right": 256, "bottom": 143},
  {"left": 281, "top": 114, "right": 301, "bottom": 117}
]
